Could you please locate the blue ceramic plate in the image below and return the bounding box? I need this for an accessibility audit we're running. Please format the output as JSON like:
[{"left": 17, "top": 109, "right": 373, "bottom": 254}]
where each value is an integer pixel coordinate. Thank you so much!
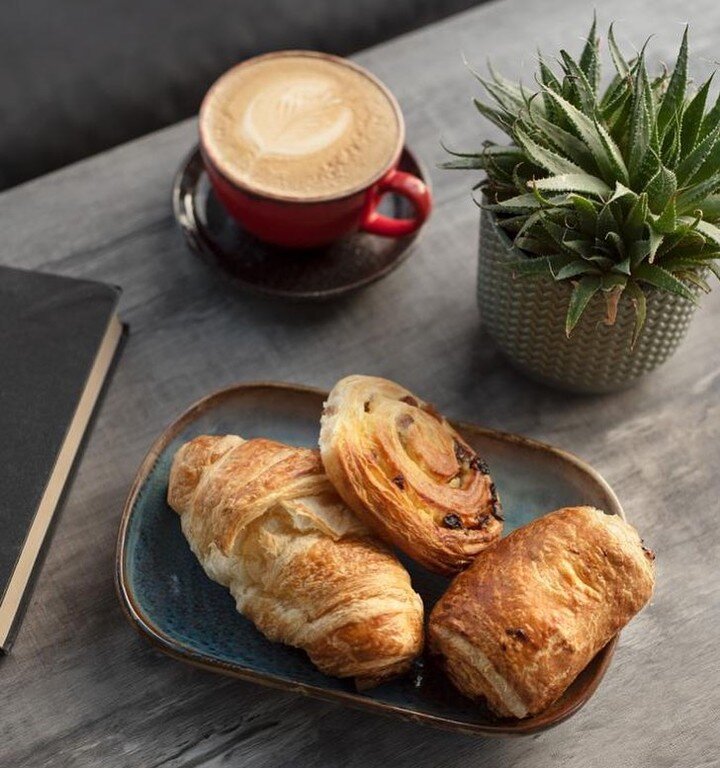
[{"left": 116, "top": 382, "right": 624, "bottom": 736}]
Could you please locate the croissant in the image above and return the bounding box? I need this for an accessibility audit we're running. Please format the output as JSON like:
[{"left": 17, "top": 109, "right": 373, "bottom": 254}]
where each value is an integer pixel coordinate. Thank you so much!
[
  {"left": 428, "top": 506, "right": 656, "bottom": 718},
  {"left": 167, "top": 435, "right": 424, "bottom": 686},
  {"left": 319, "top": 375, "right": 502, "bottom": 575}
]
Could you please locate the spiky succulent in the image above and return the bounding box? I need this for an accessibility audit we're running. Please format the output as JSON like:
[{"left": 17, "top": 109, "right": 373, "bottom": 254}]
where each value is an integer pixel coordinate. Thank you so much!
[{"left": 445, "top": 19, "right": 720, "bottom": 340}]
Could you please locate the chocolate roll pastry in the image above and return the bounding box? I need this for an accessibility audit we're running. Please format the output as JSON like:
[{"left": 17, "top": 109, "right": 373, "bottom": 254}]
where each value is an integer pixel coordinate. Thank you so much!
[{"left": 429, "top": 506, "right": 656, "bottom": 717}]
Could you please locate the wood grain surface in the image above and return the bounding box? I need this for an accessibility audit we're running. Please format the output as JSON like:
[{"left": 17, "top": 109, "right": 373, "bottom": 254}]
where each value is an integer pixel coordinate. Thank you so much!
[{"left": 1, "top": 0, "right": 718, "bottom": 765}]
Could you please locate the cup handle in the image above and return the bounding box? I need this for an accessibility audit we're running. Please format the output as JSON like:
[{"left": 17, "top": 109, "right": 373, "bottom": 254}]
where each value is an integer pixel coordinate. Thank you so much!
[{"left": 360, "top": 169, "right": 432, "bottom": 238}]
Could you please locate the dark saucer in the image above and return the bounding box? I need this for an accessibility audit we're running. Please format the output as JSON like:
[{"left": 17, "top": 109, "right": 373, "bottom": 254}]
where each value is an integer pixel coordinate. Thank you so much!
[{"left": 172, "top": 145, "right": 430, "bottom": 301}]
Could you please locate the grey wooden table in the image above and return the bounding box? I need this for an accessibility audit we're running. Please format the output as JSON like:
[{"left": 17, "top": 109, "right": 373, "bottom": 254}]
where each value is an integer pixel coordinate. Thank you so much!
[{"left": 1, "top": 0, "right": 719, "bottom": 765}]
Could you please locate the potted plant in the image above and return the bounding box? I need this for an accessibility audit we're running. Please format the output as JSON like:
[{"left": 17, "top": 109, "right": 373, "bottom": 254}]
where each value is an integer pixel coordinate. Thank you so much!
[{"left": 445, "top": 19, "right": 720, "bottom": 392}]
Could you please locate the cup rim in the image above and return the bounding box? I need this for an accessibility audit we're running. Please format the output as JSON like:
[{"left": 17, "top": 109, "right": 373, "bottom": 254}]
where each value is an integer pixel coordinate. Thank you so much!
[{"left": 198, "top": 50, "right": 406, "bottom": 205}]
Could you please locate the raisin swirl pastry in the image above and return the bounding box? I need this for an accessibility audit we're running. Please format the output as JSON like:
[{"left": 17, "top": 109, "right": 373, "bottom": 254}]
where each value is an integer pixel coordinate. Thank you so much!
[
  {"left": 319, "top": 375, "right": 502, "bottom": 575},
  {"left": 168, "top": 435, "right": 424, "bottom": 687}
]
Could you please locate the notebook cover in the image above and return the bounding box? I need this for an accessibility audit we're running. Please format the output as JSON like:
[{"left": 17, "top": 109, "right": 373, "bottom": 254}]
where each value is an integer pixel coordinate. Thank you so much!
[{"left": 0, "top": 265, "right": 122, "bottom": 651}]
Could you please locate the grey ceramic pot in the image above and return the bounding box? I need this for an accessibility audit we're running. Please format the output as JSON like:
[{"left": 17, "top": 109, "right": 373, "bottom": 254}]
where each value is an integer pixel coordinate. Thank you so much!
[{"left": 477, "top": 208, "right": 701, "bottom": 394}]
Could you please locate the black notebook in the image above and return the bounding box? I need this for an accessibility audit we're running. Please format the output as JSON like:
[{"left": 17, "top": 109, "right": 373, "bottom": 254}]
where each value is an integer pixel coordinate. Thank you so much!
[{"left": 0, "top": 265, "right": 124, "bottom": 651}]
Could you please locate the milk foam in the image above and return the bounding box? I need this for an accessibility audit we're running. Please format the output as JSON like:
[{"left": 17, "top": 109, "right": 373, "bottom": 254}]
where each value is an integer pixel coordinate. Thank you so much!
[
  {"left": 201, "top": 54, "right": 402, "bottom": 200},
  {"left": 242, "top": 76, "right": 353, "bottom": 157}
]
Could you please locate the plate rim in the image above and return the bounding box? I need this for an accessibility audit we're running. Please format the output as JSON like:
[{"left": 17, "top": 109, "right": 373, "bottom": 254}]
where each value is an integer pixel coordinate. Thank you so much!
[{"left": 115, "top": 380, "right": 622, "bottom": 737}]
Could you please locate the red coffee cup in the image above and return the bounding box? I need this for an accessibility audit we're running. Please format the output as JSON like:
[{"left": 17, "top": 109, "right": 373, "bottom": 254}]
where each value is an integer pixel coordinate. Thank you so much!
[{"left": 199, "top": 52, "right": 432, "bottom": 249}]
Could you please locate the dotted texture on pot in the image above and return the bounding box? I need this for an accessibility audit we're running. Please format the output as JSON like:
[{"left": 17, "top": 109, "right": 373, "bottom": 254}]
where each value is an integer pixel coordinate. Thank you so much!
[{"left": 477, "top": 209, "right": 700, "bottom": 394}]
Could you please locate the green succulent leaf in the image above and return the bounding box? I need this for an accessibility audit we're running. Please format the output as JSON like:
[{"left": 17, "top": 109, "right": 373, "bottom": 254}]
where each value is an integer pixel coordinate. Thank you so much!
[
  {"left": 540, "top": 86, "right": 622, "bottom": 183},
  {"left": 628, "top": 238, "right": 651, "bottom": 266},
  {"left": 646, "top": 164, "right": 677, "bottom": 212},
  {"left": 554, "top": 260, "right": 600, "bottom": 280},
  {"left": 486, "top": 60, "right": 531, "bottom": 105},
  {"left": 439, "top": 157, "right": 487, "bottom": 170},
  {"left": 507, "top": 252, "right": 574, "bottom": 276},
  {"left": 561, "top": 238, "right": 597, "bottom": 259},
  {"left": 625, "top": 192, "right": 649, "bottom": 239},
  {"left": 493, "top": 214, "right": 528, "bottom": 233},
  {"left": 511, "top": 209, "right": 547, "bottom": 238},
  {"left": 661, "top": 253, "right": 717, "bottom": 269},
  {"left": 608, "top": 182, "right": 637, "bottom": 203},
  {"left": 607, "top": 86, "right": 634, "bottom": 143},
  {"left": 484, "top": 192, "right": 544, "bottom": 212},
  {"left": 465, "top": 55, "right": 528, "bottom": 111},
  {"left": 675, "top": 122, "right": 720, "bottom": 185},
  {"left": 681, "top": 74, "right": 714, "bottom": 154},
  {"left": 473, "top": 98, "right": 513, "bottom": 134},
  {"left": 601, "top": 273, "right": 628, "bottom": 289},
  {"left": 656, "top": 25, "right": 689, "bottom": 136},
  {"left": 687, "top": 134, "right": 720, "bottom": 185},
  {"left": 636, "top": 145, "right": 663, "bottom": 189},
  {"left": 539, "top": 214, "right": 574, "bottom": 248},
  {"left": 633, "top": 261, "right": 698, "bottom": 302},
  {"left": 696, "top": 194, "right": 720, "bottom": 219},
  {"left": 600, "top": 77, "right": 631, "bottom": 122},
  {"left": 690, "top": 218, "right": 720, "bottom": 247},
  {"left": 677, "top": 271, "right": 711, "bottom": 292},
  {"left": 607, "top": 22, "right": 630, "bottom": 78},
  {"left": 560, "top": 50, "right": 596, "bottom": 112},
  {"left": 705, "top": 260, "right": 720, "bottom": 280},
  {"left": 676, "top": 171, "right": 720, "bottom": 214},
  {"left": 628, "top": 54, "right": 654, "bottom": 181},
  {"left": 512, "top": 125, "right": 584, "bottom": 175},
  {"left": 593, "top": 118, "right": 630, "bottom": 184},
  {"left": 699, "top": 91, "right": 720, "bottom": 142},
  {"left": 624, "top": 279, "right": 648, "bottom": 347},
  {"left": 579, "top": 14, "right": 601, "bottom": 93},
  {"left": 528, "top": 173, "right": 611, "bottom": 196},
  {"left": 661, "top": 112, "right": 682, "bottom": 169},
  {"left": 513, "top": 235, "right": 557, "bottom": 255},
  {"left": 584, "top": 254, "right": 616, "bottom": 269},
  {"left": 648, "top": 229, "right": 665, "bottom": 263},
  {"left": 441, "top": 141, "right": 525, "bottom": 160},
  {"left": 597, "top": 202, "right": 620, "bottom": 240},
  {"left": 652, "top": 196, "right": 678, "bottom": 233},
  {"left": 566, "top": 275, "right": 602, "bottom": 335},
  {"left": 481, "top": 76, "right": 527, "bottom": 115},
  {"left": 604, "top": 231, "right": 626, "bottom": 257},
  {"left": 567, "top": 193, "right": 599, "bottom": 233},
  {"left": 510, "top": 163, "right": 528, "bottom": 194},
  {"left": 612, "top": 256, "right": 632, "bottom": 275},
  {"left": 538, "top": 54, "right": 562, "bottom": 121},
  {"left": 523, "top": 112, "right": 595, "bottom": 167}
]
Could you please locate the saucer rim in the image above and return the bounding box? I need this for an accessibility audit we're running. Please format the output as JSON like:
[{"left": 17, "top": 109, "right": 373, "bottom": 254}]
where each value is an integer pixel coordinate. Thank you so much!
[{"left": 171, "top": 143, "right": 430, "bottom": 301}]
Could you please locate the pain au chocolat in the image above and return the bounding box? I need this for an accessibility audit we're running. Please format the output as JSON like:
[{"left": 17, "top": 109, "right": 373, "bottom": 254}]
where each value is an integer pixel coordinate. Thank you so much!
[
  {"left": 429, "top": 506, "right": 656, "bottom": 718},
  {"left": 319, "top": 375, "right": 502, "bottom": 575},
  {"left": 168, "top": 435, "right": 424, "bottom": 687}
]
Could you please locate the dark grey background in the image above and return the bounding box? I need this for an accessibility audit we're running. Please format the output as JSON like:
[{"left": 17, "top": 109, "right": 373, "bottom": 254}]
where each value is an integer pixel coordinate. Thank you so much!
[{"left": 0, "top": 0, "right": 480, "bottom": 190}]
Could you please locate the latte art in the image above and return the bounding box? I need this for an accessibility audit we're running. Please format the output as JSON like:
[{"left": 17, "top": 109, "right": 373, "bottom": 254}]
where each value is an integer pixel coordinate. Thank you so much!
[
  {"left": 201, "top": 53, "right": 403, "bottom": 200},
  {"left": 243, "top": 77, "right": 353, "bottom": 157}
]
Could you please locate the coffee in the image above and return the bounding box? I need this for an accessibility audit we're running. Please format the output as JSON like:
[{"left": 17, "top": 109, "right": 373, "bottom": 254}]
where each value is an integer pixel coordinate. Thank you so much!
[{"left": 200, "top": 53, "right": 403, "bottom": 201}]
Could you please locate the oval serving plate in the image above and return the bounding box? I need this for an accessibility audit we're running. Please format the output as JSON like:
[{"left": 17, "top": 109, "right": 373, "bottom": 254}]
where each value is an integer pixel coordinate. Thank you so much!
[{"left": 116, "top": 382, "right": 623, "bottom": 737}]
